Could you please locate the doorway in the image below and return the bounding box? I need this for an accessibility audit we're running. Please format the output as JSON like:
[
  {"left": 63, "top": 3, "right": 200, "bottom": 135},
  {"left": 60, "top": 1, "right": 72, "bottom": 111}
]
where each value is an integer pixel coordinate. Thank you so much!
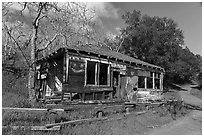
[{"left": 112, "top": 71, "right": 119, "bottom": 98}]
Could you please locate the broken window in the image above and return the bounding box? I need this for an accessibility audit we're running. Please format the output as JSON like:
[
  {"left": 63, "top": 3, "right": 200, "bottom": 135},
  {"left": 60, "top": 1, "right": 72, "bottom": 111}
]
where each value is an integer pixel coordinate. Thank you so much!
[
  {"left": 86, "top": 61, "right": 97, "bottom": 85},
  {"left": 147, "top": 72, "right": 153, "bottom": 89},
  {"left": 138, "top": 76, "right": 145, "bottom": 88},
  {"left": 86, "top": 61, "right": 110, "bottom": 86},
  {"left": 155, "top": 73, "right": 160, "bottom": 89},
  {"left": 99, "top": 63, "right": 109, "bottom": 85}
]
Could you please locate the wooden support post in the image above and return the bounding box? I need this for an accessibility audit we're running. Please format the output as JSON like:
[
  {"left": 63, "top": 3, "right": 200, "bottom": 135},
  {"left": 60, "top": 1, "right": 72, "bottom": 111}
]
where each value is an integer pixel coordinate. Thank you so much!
[
  {"left": 93, "top": 92, "right": 95, "bottom": 100},
  {"left": 144, "top": 77, "right": 147, "bottom": 89},
  {"left": 153, "top": 72, "right": 155, "bottom": 89},
  {"left": 82, "top": 93, "right": 85, "bottom": 102},
  {"left": 61, "top": 91, "right": 64, "bottom": 103},
  {"left": 117, "top": 75, "right": 121, "bottom": 98},
  {"left": 79, "top": 93, "right": 82, "bottom": 102},
  {"left": 62, "top": 51, "right": 69, "bottom": 103},
  {"left": 65, "top": 52, "right": 69, "bottom": 83},
  {"left": 102, "top": 91, "right": 105, "bottom": 100},
  {"left": 70, "top": 93, "right": 72, "bottom": 101},
  {"left": 160, "top": 72, "right": 164, "bottom": 90},
  {"left": 109, "top": 91, "right": 113, "bottom": 100},
  {"left": 95, "top": 63, "right": 98, "bottom": 86},
  {"left": 108, "top": 64, "right": 110, "bottom": 86}
]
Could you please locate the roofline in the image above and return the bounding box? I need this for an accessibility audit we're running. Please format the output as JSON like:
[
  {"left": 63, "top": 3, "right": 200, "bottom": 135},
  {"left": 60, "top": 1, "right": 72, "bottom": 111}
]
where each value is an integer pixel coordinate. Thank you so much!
[{"left": 37, "top": 46, "right": 165, "bottom": 72}]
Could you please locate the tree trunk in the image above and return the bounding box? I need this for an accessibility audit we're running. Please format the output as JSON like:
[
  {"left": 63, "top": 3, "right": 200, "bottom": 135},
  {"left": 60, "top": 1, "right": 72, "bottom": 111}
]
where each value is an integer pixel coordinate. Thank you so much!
[{"left": 28, "top": 25, "right": 38, "bottom": 106}]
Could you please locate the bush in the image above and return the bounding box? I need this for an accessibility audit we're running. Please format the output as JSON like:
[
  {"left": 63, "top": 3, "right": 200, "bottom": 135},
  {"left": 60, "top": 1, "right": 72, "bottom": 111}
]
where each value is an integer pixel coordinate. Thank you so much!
[
  {"left": 2, "top": 110, "right": 49, "bottom": 126},
  {"left": 2, "top": 71, "right": 30, "bottom": 107}
]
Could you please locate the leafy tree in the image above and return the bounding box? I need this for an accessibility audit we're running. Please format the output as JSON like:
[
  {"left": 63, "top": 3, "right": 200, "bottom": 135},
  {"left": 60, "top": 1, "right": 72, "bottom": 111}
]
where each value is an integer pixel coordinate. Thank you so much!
[{"left": 120, "top": 10, "right": 201, "bottom": 86}]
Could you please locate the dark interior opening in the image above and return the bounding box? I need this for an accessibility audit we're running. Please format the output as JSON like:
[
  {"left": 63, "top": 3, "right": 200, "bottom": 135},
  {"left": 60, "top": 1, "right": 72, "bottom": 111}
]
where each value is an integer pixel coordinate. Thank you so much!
[
  {"left": 99, "top": 63, "right": 108, "bottom": 85},
  {"left": 138, "top": 76, "right": 145, "bottom": 88},
  {"left": 87, "top": 61, "right": 96, "bottom": 85}
]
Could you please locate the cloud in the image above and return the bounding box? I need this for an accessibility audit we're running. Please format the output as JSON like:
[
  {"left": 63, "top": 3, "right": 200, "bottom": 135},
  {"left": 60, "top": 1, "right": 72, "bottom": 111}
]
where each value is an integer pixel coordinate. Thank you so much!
[
  {"left": 5, "top": 2, "right": 120, "bottom": 42},
  {"left": 115, "top": 27, "right": 122, "bottom": 33},
  {"left": 87, "top": 2, "right": 120, "bottom": 19},
  {"left": 106, "top": 31, "right": 117, "bottom": 40}
]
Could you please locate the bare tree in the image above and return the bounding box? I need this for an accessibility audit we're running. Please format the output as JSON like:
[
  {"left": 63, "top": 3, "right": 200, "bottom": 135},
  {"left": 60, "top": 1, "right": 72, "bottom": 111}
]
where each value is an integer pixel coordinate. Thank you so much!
[{"left": 2, "top": 2, "right": 101, "bottom": 106}]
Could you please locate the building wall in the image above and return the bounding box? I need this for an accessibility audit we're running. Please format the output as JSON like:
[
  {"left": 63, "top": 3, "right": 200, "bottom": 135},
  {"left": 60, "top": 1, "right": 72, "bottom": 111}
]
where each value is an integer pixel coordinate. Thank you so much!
[{"left": 37, "top": 51, "right": 164, "bottom": 101}]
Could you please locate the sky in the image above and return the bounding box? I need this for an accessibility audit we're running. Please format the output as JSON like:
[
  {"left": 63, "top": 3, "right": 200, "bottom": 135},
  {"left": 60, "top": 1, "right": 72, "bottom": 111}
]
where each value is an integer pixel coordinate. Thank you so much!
[
  {"left": 4, "top": 2, "right": 202, "bottom": 55},
  {"left": 90, "top": 2, "right": 202, "bottom": 55}
]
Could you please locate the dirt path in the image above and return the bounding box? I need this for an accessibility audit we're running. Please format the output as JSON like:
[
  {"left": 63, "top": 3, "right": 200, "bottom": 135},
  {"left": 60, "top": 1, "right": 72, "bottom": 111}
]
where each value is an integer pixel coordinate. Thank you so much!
[
  {"left": 147, "top": 110, "right": 202, "bottom": 135},
  {"left": 179, "top": 84, "right": 202, "bottom": 107},
  {"left": 147, "top": 84, "right": 202, "bottom": 135}
]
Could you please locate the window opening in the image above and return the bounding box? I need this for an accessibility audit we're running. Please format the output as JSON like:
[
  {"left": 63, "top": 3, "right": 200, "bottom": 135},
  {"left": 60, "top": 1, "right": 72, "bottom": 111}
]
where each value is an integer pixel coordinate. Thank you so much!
[
  {"left": 147, "top": 72, "right": 153, "bottom": 89},
  {"left": 99, "top": 63, "right": 108, "bottom": 85},
  {"left": 87, "top": 61, "right": 96, "bottom": 85},
  {"left": 138, "top": 76, "right": 145, "bottom": 88},
  {"left": 154, "top": 72, "right": 160, "bottom": 89}
]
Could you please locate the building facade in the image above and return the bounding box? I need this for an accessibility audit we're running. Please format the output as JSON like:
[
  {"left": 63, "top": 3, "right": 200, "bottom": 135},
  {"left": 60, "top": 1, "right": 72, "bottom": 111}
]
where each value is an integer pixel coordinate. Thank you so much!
[{"left": 36, "top": 44, "right": 164, "bottom": 102}]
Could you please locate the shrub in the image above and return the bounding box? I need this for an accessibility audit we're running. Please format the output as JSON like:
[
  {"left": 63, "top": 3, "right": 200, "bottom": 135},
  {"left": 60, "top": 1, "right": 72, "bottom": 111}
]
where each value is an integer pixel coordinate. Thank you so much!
[{"left": 2, "top": 71, "right": 30, "bottom": 107}]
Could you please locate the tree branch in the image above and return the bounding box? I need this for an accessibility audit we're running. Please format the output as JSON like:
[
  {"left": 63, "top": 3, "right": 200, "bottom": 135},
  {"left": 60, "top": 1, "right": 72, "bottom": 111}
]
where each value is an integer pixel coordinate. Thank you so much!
[
  {"left": 116, "top": 36, "right": 125, "bottom": 52},
  {"left": 33, "top": 2, "right": 46, "bottom": 27},
  {"left": 37, "top": 33, "right": 63, "bottom": 52},
  {"left": 4, "top": 24, "right": 31, "bottom": 67},
  {"left": 18, "top": 2, "right": 27, "bottom": 16}
]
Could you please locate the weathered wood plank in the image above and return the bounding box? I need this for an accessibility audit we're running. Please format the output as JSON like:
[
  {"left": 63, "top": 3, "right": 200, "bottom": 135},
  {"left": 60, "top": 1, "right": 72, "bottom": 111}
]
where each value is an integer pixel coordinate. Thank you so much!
[
  {"left": 84, "top": 86, "right": 113, "bottom": 92},
  {"left": 2, "top": 126, "right": 61, "bottom": 131},
  {"left": 2, "top": 107, "right": 67, "bottom": 112},
  {"left": 2, "top": 107, "right": 48, "bottom": 112},
  {"left": 45, "top": 117, "right": 108, "bottom": 128}
]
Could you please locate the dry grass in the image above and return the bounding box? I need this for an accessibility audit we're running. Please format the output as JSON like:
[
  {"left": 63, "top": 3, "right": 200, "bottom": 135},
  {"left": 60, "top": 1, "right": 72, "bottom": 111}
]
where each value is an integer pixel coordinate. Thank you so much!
[
  {"left": 2, "top": 72, "right": 190, "bottom": 135},
  {"left": 2, "top": 72, "right": 31, "bottom": 108},
  {"left": 3, "top": 103, "right": 185, "bottom": 135}
]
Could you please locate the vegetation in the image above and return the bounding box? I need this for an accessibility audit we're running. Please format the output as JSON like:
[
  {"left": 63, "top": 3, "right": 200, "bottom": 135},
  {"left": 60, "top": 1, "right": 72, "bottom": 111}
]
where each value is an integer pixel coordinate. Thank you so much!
[
  {"left": 3, "top": 103, "right": 181, "bottom": 135},
  {"left": 2, "top": 2, "right": 104, "bottom": 106},
  {"left": 2, "top": 3, "right": 201, "bottom": 135},
  {"left": 2, "top": 3, "right": 201, "bottom": 107},
  {"left": 2, "top": 71, "right": 30, "bottom": 108},
  {"left": 105, "top": 10, "right": 202, "bottom": 87}
]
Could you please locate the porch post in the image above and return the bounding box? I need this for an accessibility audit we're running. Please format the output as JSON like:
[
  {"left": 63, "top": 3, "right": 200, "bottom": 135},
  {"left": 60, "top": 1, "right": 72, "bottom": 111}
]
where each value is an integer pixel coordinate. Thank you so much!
[
  {"left": 65, "top": 52, "right": 69, "bottom": 83},
  {"left": 144, "top": 77, "right": 147, "bottom": 89},
  {"left": 153, "top": 72, "right": 155, "bottom": 89},
  {"left": 62, "top": 51, "right": 69, "bottom": 102},
  {"left": 160, "top": 72, "right": 164, "bottom": 90}
]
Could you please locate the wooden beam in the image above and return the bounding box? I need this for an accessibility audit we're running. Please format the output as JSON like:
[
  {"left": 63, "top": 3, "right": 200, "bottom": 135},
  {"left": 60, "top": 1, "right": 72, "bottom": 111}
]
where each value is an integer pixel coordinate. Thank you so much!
[
  {"left": 2, "top": 107, "right": 65, "bottom": 112},
  {"left": 2, "top": 126, "right": 61, "bottom": 131},
  {"left": 125, "top": 111, "right": 146, "bottom": 116},
  {"left": 2, "top": 107, "right": 48, "bottom": 112},
  {"left": 45, "top": 117, "right": 108, "bottom": 128}
]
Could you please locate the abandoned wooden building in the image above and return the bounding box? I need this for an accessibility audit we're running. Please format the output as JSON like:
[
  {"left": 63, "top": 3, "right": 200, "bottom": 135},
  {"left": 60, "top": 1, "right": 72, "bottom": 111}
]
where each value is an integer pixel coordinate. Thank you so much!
[{"left": 36, "top": 44, "right": 164, "bottom": 102}]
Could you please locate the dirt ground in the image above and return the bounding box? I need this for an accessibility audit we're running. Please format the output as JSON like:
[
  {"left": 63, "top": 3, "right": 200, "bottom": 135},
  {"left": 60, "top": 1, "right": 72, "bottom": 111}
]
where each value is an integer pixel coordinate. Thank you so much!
[
  {"left": 147, "top": 110, "right": 202, "bottom": 135},
  {"left": 147, "top": 84, "right": 202, "bottom": 135},
  {"left": 58, "top": 111, "right": 173, "bottom": 135}
]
